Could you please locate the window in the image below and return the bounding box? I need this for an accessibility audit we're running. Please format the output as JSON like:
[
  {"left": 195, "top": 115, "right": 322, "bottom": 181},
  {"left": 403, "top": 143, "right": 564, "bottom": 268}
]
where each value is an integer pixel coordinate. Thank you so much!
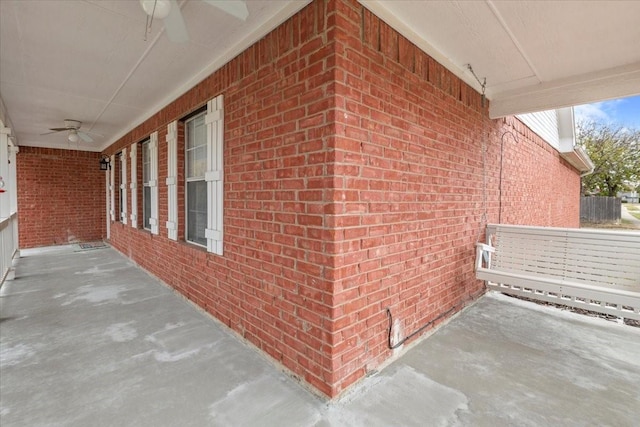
[
  {"left": 142, "top": 140, "right": 152, "bottom": 230},
  {"left": 173, "top": 94, "right": 223, "bottom": 254},
  {"left": 185, "top": 113, "right": 207, "bottom": 246}
]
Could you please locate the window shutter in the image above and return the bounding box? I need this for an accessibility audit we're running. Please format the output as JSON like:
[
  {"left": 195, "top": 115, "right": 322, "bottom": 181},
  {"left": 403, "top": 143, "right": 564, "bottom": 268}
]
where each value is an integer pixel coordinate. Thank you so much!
[
  {"left": 120, "top": 148, "right": 128, "bottom": 224},
  {"left": 205, "top": 95, "right": 224, "bottom": 255},
  {"left": 110, "top": 154, "right": 115, "bottom": 221},
  {"left": 165, "top": 121, "right": 178, "bottom": 241},
  {"left": 149, "top": 131, "right": 159, "bottom": 235},
  {"left": 129, "top": 144, "right": 137, "bottom": 228}
]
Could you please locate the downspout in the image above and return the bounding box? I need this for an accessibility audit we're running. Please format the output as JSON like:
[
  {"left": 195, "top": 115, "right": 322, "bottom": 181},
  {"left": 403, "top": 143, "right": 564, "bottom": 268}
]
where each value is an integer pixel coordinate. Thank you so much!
[{"left": 580, "top": 168, "right": 594, "bottom": 178}]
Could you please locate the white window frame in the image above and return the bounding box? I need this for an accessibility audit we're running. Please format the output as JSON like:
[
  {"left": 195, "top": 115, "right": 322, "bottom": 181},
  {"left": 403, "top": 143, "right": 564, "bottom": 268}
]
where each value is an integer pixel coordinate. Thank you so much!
[
  {"left": 185, "top": 112, "right": 207, "bottom": 247},
  {"left": 148, "top": 131, "right": 159, "bottom": 235},
  {"left": 183, "top": 94, "right": 224, "bottom": 254}
]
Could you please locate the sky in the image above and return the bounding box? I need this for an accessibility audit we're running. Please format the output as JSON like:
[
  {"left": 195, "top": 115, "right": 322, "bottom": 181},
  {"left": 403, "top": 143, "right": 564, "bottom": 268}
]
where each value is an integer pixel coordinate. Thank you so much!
[{"left": 574, "top": 95, "right": 640, "bottom": 130}]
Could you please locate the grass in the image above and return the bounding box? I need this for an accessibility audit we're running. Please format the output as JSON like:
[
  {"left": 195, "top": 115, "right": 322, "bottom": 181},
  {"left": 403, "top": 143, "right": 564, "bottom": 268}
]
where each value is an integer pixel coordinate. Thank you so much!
[
  {"left": 581, "top": 220, "right": 640, "bottom": 230},
  {"left": 624, "top": 203, "right": 640, "bottom": 220}
]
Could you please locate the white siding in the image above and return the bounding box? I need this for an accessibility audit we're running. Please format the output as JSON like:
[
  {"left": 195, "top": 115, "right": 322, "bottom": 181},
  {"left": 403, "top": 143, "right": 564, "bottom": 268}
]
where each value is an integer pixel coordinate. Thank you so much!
[{"left": 517, "top": 110, "right": 559, "bottom": 149}]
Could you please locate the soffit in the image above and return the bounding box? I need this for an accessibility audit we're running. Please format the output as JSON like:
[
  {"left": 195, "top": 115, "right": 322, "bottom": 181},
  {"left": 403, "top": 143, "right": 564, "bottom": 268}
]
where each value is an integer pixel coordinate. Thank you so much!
[{"left": 361, "top": 0, "right": 640, "bottom": 118}]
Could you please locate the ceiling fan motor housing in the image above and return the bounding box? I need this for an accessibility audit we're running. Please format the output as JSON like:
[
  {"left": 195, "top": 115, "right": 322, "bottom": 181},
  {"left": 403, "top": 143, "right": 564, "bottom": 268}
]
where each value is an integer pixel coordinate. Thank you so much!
[{"left": 64, "top": 119, "right": 82, "bottom": 129}]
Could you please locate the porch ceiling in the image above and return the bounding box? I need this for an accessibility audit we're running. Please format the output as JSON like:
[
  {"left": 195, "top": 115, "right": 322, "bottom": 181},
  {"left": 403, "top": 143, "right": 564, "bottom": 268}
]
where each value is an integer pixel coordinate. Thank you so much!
[
  {"left": 1, "top": 0, "right": 638, "bottom": 152},
  {"left": 0, "top": 0, "right": 311, "bottom": 152},
  {"left": 362, "top": 0, "right": 640, "bottom": 118}
]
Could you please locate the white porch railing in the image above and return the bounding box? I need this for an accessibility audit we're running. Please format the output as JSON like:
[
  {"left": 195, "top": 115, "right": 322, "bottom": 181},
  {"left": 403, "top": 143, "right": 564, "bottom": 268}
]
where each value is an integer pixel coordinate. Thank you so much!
[{"left": 1, "top": 212, "right": 18, "bottom": 285}]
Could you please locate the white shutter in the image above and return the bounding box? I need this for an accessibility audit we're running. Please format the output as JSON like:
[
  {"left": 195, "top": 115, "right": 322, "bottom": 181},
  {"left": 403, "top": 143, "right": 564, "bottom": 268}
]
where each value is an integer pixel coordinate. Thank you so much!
[
  {"left": 149, "top": 131, "right": 159, "bottom": 235},
  {"left": 120, "top": 148, "right": 128, "bottom": 224},
  {"left": 205, "top": 95, "right": 224, "bottom": 255},
  {"left": 129, "top": 144, "right": 137, "bottom": 228},
  {"left": 165, "top": 121, "right": 178, "bottom": 240},
  {"left": 110, "top": 154, "right": 115, "bottom": 221}
]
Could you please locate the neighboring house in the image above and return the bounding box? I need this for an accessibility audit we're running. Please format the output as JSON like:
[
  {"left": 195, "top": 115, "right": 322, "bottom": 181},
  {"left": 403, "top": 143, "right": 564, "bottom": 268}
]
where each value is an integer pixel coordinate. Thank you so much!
[
  {"left": 619, "top": 191, "right": 639, "bottom": 203},
  {"left": 9, "top": 0, "right": 594, "bottom": 398}
]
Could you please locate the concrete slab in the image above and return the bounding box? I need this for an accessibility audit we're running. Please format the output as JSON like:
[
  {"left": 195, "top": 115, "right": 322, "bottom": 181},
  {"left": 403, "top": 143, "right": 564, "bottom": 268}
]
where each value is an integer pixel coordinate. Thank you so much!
[{"left": 2, "top": 246, "right": 639, "bottom": 426}]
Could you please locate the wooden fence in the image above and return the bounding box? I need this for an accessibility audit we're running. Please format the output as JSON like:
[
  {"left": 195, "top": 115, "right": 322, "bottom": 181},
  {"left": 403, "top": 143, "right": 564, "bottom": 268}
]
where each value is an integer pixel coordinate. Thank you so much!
[{"left": 580, "top": 196, "right": 621, "bottom": 223}]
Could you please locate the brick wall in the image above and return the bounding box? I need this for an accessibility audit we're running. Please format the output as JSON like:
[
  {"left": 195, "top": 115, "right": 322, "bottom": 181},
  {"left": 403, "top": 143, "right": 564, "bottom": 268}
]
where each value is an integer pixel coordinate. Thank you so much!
[
  {"left": 101, "top": 0, "right": 581, "bottom": 398},
  {"left": 326, "top": 0, "right": 581, "bottom": 394},
  {"left": 17, "top": 147, "right": 106, "bottom": 248},
  {"left": 106, "top": 0, "right": 338, "bottom": 397},
  {"left": 498, "top": 116, "right": 581, "bottom": 226}
]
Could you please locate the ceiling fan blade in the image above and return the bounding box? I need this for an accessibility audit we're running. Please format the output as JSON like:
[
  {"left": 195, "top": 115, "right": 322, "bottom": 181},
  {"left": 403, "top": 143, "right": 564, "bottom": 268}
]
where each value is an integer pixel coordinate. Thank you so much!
[
  {"left": 40, "top": 129, "right": 66, "bottom": 135},
  {"left": 78, "top": 131, "right": 94, "bottom": 143},
  {"left": 204, "top": 0, "right": 248, "bottom": 21},
  {"left": 164, "top": 0, "right": 189, "bottom": 43}
]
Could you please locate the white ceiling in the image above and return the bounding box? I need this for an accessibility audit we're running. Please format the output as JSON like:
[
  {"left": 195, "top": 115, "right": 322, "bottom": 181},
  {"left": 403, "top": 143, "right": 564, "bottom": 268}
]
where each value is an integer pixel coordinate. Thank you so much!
[
  {"left": 0, "top": 0, "right": 310, "bottom": 151},
  {"left": 1, "top": 0, "right": 639, "bottom": 152},
  {"left": 363, "top": 0, "right": 640, "bottom": 117}
]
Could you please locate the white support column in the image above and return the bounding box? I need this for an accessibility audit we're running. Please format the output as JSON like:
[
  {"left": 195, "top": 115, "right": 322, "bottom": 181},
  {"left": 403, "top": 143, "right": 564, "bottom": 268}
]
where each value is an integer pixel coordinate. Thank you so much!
[
  {"left": 0, "top": 127, "right": 10, "bottom": 220},
  {"left": 204, "top": 95, "right": 224, "bottom": 255},
  {"left": 120, "top": 148, "right": 127, "bottom": 225},
  {"left": 0, "top": 126, "right": 18, "bottom": 283},
  {"left": 130, "top": 144, "right": 138, "bottom": 228},
  {"left": 8, "top": 143, "right": 19, "bottom": 270},
  {"left": 149, "top": 131, "right": 159, "bottom": 235},
  {"left": 8, "top": 144, "right": 18, "bottom": 216},
  {"left": 165, "top": 121, "right": 178, "bottom": 240}
]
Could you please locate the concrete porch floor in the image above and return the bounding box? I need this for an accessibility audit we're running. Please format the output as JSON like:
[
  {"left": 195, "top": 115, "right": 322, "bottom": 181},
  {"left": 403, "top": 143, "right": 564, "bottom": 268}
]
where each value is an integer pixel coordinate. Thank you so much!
[{"left": 1, "top": 245, "right": 639, "bottom": 427}]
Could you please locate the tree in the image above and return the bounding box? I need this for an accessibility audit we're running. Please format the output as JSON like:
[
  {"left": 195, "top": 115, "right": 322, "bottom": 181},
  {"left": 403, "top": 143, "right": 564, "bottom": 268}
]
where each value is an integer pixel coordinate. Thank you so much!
[{"left": 577, "top": 121, "right": 640, "bottom": 197}]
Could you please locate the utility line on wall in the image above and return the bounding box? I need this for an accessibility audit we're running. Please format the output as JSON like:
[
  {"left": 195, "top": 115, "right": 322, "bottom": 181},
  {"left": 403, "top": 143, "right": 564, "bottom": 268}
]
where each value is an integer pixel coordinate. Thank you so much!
[
  {"left": 469, "top": 62, "right": 489, "bottom": 242},
  {"left": 499, "top": 130, "right": 519, "bottom": 224}
]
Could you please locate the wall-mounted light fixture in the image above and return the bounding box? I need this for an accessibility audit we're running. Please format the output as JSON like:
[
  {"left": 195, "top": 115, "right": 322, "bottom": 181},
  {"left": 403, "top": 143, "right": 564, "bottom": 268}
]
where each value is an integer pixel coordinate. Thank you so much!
[{"left": 99, "top": 155, "right": 111, "bottom": 171}]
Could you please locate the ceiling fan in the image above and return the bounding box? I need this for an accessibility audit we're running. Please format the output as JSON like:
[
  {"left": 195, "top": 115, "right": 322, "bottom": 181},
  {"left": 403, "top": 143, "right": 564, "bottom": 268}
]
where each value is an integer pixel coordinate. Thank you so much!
[
  {"left": 41, "top": 120, "right": 95, "bottom": 143},
  {"left": 140, "top": 0, "right": 249, "bottom": 43}
]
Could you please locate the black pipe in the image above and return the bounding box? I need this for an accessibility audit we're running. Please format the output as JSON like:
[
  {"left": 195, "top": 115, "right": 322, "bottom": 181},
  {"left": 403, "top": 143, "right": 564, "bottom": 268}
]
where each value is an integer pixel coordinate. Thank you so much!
[{"left": 386, "top": 305, "right": 457, "bottom": 350}]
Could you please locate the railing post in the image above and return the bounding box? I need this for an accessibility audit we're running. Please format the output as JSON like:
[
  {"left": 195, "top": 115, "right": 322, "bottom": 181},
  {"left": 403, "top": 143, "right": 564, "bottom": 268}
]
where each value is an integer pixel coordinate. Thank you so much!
[{"left": 1, "top": 125, "right": 18, "bottom": 286}]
